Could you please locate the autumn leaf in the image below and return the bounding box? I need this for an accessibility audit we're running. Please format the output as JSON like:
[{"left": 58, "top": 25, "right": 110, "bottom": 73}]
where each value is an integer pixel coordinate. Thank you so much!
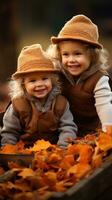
[
  {"left": 0, "top": 144, "right": 18, "bottom": 154},
  {"left": 67, "top": 163, "right": 91, "bottom": 179},
  {"left": 44, "top": 171, "right": 57, "bottom": 185},
  {"left": 96, "top": 133, "right": 112, "bottom": 151},
  {"left": 18, "top": 168, "right": 35, "bottom": 178},
  {"left": 67, "top": 143, "right": 93, "bottom": 164},
  {"left": 53, "top": 181, "right": 67, "bottom": 192},
  {"left": 59, "top": 154, "right": 75, "bottom": 169},
  {"left": 29, "top": 140, "right": 53, "bottom": 152},
  {"left": 91, "top": 154, "right": 103, "bottom": 169},
  {"left": 0, "top": 140, "right": 31, "bottom": 154},
  {"left": 13, "top": 192, "right": 38, "bottom": 200}
]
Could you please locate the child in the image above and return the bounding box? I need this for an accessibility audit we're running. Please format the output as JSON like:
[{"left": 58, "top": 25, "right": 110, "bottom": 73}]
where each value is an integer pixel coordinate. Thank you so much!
[
  {"left": 0, "top": 44, "right": 77, "bottom": 147},
  {"left": 47, "top": 14, "right": 112, "bottom": 136}
]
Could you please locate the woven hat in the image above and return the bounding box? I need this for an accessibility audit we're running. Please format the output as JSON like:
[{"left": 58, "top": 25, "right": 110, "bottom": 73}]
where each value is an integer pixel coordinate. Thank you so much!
[
  {"left": 12, "top": 44, "right": 60, "bottom": 79},
  {"left": 51, "top": 14, "right": 102, "bottom": 48}
]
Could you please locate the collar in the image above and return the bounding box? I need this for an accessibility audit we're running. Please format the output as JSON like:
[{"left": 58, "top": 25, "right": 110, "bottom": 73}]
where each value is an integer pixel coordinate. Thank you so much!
[
  {"left": 62, "top": 64, "right": 101, "bottom": 85},
  {"left": 25, "top": 86, "right": 61, "bottom": 112}
]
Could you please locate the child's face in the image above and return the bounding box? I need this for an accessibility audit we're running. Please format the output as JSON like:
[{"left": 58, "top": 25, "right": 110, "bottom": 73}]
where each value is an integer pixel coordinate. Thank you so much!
[
  {"left": 59, "top": 41, "right": 91, "bottom": 76},
  {"left": 24, "top": 72, "right": 52, "bottom": 99}
]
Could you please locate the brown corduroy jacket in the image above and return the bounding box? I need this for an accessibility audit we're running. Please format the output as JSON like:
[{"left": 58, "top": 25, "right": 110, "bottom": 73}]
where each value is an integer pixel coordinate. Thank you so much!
[
  {"left": 12, "top": 95, "right": 67, "bottom": 146},
  {"left": 61, "top": 71, "right": 104, "bottom": 136}
]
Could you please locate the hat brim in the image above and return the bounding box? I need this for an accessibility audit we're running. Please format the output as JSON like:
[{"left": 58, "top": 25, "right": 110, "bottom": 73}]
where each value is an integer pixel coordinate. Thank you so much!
[
  {"left": 51, "top": 36, "right": 103, "bottom": 49},
  {"left": 12, "top": 69, "right": 60, "bottom": 79}
]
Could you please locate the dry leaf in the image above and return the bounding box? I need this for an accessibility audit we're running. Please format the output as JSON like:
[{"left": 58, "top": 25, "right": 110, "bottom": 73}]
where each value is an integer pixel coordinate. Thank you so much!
[
  {"left": 29, "top": 140, "right": 53, "bottom": 152},
  {"left": 18, "top": 168, "right": 35, "bottom": 178},
  {"left": 96, "top": 133, "right": 112, "bottom": 151},
  {"left": 67, "top": 163, "right": 91, "bottom": 179}
]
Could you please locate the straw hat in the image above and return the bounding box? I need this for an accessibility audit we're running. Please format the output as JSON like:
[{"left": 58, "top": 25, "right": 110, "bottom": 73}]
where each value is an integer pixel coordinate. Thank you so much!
[
  {"left": 51, "top": 14, "right": 102, "bottom": 48},
  {"left": 12, "top": 44, "right": 60, "bottom": 79}
]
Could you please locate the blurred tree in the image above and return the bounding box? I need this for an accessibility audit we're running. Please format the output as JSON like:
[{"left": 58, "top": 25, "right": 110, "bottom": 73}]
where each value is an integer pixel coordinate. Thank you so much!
[{"left": 0, "top": 0, "right": 19, "bottom": 82}]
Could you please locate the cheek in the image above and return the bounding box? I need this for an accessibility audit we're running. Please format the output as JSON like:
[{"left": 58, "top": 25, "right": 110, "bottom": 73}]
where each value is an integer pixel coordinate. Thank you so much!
[
  {"left": 25, "top": 84, "right": 33, "bottom": 92},
  {"left": 48, "top": 83, "right": 52, "bottom": 91},
  {"left": 85, "top": 58, "right": 91, "bottom": 68},
  {"left": 81, "top": 56, "right": 90, "bottom": 65},
  {"left": 46, "top": 80, "right": 52, "bottom": 91},
  {"left": 61, "top": 56, "right": 66, "bottom": 64}
]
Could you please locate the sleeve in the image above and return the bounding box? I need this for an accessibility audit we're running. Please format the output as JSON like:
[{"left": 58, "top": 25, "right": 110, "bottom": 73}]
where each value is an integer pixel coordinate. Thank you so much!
[
  {"left": 94, "top": 75, "right": 112, "bottom": 132},
  {"left": 1, "top": 104, "right": 22, "bottom": 146},
  {"left": 57, "top": 101, "right": 77, "bottom": 147}
]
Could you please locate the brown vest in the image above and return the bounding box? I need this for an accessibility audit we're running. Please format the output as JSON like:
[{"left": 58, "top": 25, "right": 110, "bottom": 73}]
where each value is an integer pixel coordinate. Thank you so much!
[
  {"left": 62, "top": 71, "right": 104, "bottom": 136},
  {"left": 12, "top": 95, "right": 67, "bottom": 145}
]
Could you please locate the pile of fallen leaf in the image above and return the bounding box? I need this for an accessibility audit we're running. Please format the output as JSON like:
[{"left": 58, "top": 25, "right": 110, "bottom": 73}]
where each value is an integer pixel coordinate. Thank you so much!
[{"left": 0, "top": 131, "right": 112, "bottom": 200}]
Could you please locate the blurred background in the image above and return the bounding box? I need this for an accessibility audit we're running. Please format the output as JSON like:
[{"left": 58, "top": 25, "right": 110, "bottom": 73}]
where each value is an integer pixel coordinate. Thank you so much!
[{"left": 0, "top": 0, "right": 112, "bottom": 82}]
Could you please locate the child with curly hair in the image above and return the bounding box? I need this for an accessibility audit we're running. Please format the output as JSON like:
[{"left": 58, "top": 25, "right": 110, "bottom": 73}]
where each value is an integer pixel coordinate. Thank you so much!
[
  {"left": 1, "top": 44, "right": 77, "bottom": 147},
  {"left": 47, "top": 14, "right": 112, "bottom": 136}
]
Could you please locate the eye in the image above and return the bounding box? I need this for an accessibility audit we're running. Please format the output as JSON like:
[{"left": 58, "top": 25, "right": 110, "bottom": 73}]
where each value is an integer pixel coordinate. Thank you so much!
[
  {"left": 42, "top": 77, "right": 49, "bottom": 81},
  {"left": 62, "top": 52, "right": 69, "bottom": 56},
  {"left": 75, "top": 52, "right": 82, "bottom": 55},
  {"left": 29, "top": 79, "right": 36, "bottom": 83}
]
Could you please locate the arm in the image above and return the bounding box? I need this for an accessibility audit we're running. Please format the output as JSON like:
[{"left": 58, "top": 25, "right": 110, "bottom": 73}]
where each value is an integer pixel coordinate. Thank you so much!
[
  {"left": 94, "top": 75, "right": 112, "bottom": 134},
  {"left": 57, "top": 101, "right": 77, "bottom": 147},
  {"left": 1, "top": 104, "right": 22, "bottom": 146}
]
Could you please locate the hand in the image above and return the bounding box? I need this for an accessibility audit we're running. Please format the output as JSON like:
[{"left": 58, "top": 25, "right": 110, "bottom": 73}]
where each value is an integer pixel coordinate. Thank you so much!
[
  {"left": 20, "top": 133, "right": 32, "bottom": 141},
  {"left": 58, "top": 145, "right": 67, "bottom": 149}
]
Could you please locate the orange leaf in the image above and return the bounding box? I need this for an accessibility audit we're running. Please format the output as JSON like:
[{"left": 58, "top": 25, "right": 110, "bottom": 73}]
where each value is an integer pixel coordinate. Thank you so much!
[
  {"left": 60, "top": 154, "right": 75, "bottom": 169},
  {"left": 29, "top": 139, "right": 53, "bottom": 152},
  {"left": 0, "top": 144, "right": 18, "bottom": 154},
  {"left": 96, "top": 133, "right": 112, "bottom": 151},
  {"left": 67, "top": 163, "right": 91, "bottom": 179},
  {"left": 18, "top": 168, "right": 35, "bottom": 178},
  {"left": 92, "top": 154, "right": 103, "bottom": 169}
]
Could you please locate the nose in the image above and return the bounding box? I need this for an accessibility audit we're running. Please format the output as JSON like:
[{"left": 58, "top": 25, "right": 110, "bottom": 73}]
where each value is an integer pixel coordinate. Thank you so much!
[
  {"left": 68, "top": 55, "right": 75, "bottom": 62},
  {"left": 35, "top": 80, "right": 44, "bottom": 87}
]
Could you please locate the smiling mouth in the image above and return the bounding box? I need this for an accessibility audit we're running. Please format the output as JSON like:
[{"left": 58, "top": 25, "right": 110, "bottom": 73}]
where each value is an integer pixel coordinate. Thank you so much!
[
  {"left": 68, "top": 65, "right": 80, "bottom": 71},
  {"left": 68, "top": 64, "right": 80, "bottom": 68},
  {"left": 34, "top": 89, "right": 46, "bottom": 93}
]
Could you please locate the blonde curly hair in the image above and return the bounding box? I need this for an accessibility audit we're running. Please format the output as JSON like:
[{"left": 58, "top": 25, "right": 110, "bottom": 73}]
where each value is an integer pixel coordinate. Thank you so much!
[{"left": 46, "top": 43, "right": 110, "bottom": 74}]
